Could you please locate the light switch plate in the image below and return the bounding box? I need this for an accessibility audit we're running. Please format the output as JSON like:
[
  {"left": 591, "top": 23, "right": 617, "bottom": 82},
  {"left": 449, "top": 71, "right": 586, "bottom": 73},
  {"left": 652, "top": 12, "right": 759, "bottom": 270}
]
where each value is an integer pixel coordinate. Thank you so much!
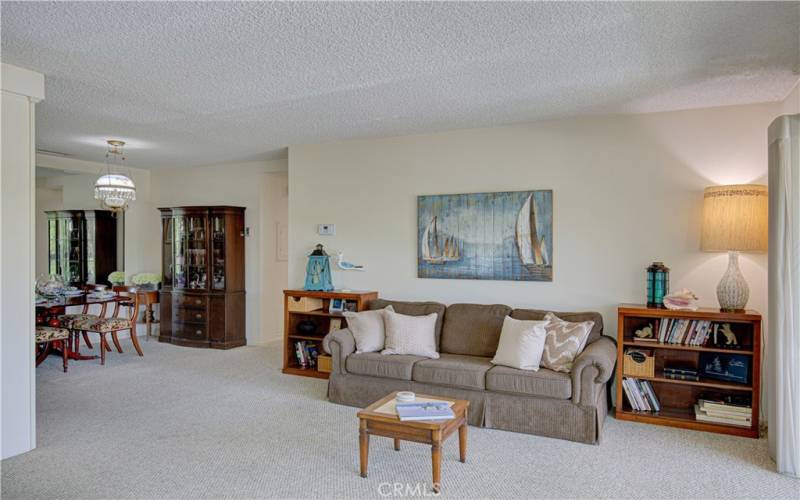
[{"left": 317, "top": 224, "right": 336, "bottom": 236}]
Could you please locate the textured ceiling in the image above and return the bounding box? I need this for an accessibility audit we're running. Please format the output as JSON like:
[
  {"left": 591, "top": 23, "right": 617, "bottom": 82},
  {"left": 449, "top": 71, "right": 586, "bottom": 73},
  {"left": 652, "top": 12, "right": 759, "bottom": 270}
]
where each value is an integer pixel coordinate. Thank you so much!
[{"left": 2, "top": 2, "right": 798, "bottom": 168}]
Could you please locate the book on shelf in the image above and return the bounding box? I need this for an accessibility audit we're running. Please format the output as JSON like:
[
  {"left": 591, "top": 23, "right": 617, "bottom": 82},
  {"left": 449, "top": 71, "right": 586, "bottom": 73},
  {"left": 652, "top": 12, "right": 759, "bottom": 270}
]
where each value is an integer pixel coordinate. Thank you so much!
[
  {"left": 664, "top": 365, "right": 700, "bottom": 381},
  {"left": 697, "top": 393, "right": 752, "bottom": 414},
  {"left": 622, "top": 378, "right": 660, "bottom": 412},
  {"left": 294, "top": 341, "right": 320, "bottom": 368},
  {"left": 694, "top": 404, "right": 752, "bottom": 427},
  {"left": 655, "top": 319, "right": 715, "bottom": 346},
  {"left": 396, "top": 402, "right": 455, "bottom": 421}
]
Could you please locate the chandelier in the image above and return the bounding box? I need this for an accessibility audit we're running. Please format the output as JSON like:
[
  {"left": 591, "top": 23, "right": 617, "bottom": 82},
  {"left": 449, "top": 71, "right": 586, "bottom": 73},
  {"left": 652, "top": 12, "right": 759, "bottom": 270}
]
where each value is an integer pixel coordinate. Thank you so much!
[{"left": 94, "top": 139, "right": 136, "bottom": 214}]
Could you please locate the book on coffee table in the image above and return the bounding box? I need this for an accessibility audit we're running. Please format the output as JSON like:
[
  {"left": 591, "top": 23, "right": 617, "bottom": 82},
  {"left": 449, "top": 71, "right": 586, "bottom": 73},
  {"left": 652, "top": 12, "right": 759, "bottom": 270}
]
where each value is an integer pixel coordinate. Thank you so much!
[{"left": 395, "top": 402, "right": 455, "bottom": 421}]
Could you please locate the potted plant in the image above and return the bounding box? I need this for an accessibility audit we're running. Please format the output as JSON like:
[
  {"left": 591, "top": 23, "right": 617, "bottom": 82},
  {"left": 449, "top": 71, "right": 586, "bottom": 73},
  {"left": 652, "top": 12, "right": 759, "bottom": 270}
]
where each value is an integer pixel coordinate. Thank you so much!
[
  {"left": 132, "top": 273, "right": 161, "bottom": 291},
  {"left": 108, "top": 271, "right": 126, "bottom": 287}
]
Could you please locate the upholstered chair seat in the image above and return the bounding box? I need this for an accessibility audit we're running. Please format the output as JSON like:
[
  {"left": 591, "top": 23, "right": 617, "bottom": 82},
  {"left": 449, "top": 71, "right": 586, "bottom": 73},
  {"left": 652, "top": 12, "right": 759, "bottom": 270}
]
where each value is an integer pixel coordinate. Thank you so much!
[
  {"left": 59, "top": 313, "right": 99, "bottom": 328},
  {"left": 35, "top": 326, "right": 70, "bottom": 372},
  {"left": 36, "top": 326, "right": 70, "bottom": 343}
]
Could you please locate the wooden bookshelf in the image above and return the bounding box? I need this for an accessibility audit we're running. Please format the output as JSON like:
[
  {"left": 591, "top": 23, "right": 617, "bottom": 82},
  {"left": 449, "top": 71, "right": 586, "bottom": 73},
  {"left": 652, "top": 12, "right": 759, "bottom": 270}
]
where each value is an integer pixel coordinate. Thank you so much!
[
  {"left": 283, "top": 289, "right": 378, "bottom": 379},
  {"left": 616, "top": 304, "right": 761, "bottom": 438}
]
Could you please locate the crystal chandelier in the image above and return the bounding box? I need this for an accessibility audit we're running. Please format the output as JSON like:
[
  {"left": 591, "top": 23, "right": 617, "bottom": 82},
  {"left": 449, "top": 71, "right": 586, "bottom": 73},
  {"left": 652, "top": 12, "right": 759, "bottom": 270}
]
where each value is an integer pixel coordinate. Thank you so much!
[{"left": 95, "top": 139, "right": 136, "bottom": 214}]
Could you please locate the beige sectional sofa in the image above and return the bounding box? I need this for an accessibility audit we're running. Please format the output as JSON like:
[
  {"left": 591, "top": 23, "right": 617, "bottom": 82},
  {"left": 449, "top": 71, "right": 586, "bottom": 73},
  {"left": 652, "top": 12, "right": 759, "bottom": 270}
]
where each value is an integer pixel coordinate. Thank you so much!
[{"left": 322, "top": 299, "right": 617, "bottom": 444}]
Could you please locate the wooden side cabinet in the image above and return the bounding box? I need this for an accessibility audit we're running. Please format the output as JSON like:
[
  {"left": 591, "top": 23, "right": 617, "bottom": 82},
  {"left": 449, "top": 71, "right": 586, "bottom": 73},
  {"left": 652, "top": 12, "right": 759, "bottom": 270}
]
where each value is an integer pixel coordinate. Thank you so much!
[
  {"left": 46, "top": 210, "right": 118, "bottom": 286},
  {"left": 283, "top": 289, "right": 378, "bottom": 378},
  {"left": 159, "top": 206, "right": 246, "bottom": 349},
  {"left": 615, "top": 304, "right": 761, "bottom": 438}
]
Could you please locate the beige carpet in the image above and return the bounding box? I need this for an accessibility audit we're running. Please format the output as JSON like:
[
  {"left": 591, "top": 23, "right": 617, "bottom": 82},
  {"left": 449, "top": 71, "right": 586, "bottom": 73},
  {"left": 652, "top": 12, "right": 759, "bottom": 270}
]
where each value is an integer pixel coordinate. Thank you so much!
[{"left": 1, "top": 339, "right": 796, "bottom": 499}]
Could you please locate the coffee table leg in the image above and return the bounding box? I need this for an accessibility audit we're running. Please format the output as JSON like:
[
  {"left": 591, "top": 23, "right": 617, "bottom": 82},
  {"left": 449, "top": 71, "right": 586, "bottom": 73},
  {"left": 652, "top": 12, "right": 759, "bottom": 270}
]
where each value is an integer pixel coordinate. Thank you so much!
[
  {"left": 393, "top": 438, "right": 400, "bottom": 451},
  {"left": 459, "top": 421, "right": 468, "bottom": 463},
  {"left": 359, "top": 419, "right": 369, "bottom": 478},
  {"left": 431, "top": 429, "right": 442, "bottom": 493}
]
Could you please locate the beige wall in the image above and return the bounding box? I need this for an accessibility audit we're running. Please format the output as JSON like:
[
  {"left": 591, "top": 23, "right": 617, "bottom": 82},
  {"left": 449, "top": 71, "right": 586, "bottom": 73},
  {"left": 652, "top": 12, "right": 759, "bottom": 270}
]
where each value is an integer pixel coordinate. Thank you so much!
[
  {"left": 780, "top": 80, "right": 800, "bottom": 115},
  {"left": 34, "top": 158, "right": 289, "bottom": 345},
  {"left": 147, "top": 160, "right": 288, "bottom": 344},
  {"left": 289, "top": 101, "right": 789, "bottom": 337}
]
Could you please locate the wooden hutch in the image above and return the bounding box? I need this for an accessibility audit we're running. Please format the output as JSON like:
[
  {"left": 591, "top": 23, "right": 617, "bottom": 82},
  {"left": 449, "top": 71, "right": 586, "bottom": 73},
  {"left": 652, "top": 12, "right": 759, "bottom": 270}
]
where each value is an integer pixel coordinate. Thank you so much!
[
  {"left": 159, "top": 206, "right": 246, "bottom": 349},
  {"left": 46, "top": 209, "right": 118, "bottom": 286},
  {"left": 283, "top": 289, "right": 378, "bottom": 378},
  {"left": 616, "top": 304, "right": 762, "bottom": 438}
]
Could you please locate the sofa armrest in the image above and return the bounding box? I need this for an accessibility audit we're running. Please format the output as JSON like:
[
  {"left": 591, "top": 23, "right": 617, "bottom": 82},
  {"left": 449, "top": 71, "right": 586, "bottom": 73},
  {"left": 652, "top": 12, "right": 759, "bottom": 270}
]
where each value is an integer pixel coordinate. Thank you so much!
[
  {"left": 571, "top": 336, "right": 617, "bottom": 406},
  {"left": 322, "top": 328, "right": 356, "bottom": 374}
]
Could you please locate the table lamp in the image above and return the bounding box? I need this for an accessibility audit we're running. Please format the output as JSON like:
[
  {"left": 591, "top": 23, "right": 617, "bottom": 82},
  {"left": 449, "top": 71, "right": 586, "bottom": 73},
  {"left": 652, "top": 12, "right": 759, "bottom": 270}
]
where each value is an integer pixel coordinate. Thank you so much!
[{"left": 701, "top": 184, "right": 768, "bottom": 311}]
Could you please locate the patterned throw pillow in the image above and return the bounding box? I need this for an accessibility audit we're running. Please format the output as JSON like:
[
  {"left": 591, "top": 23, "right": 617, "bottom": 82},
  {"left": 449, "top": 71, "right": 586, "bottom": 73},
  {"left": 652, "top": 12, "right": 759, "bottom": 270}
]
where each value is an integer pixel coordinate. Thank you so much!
[
  {"left": 344, "top": 305, "right": 394, "bottom": 353},
  {"left": 381, "top": 309, "right": 439, "bottom": 359},
  {"left": 540, "top": 312, "right": 594, "bottom": 373}
]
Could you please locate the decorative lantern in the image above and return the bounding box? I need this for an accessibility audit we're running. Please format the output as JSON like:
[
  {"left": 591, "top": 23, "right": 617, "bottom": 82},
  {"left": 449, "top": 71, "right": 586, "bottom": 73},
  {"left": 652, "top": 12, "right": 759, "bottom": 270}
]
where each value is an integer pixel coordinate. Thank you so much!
[
  {"left": 304, "top": 244, "right": 334, "bottom": 291},
  {"left": 646, "top": 262, "right": 670, "bottom": 308}
]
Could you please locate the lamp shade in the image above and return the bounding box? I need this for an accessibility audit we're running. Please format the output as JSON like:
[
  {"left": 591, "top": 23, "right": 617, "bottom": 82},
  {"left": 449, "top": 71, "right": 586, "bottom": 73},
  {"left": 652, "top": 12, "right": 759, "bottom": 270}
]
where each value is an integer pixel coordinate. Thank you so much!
[{"left": 701, "top": 184, "right": 768, "bottom": 252}]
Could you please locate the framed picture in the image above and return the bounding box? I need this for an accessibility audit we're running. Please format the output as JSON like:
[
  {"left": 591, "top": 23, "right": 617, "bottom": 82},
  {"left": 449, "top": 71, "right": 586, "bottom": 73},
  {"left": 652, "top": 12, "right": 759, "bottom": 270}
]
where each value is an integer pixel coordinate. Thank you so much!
[
  {"left": 343, "top": 300, "right": 358, "bottom": 312},
  {"left": 418, "top": 190, "right": 553, "bottom": 281},
  {"left": 329, "top": 298, "right": 344, "bottom": 313},
  {"left": 328, "top": 318, "right": 342, "bottom": 333}
]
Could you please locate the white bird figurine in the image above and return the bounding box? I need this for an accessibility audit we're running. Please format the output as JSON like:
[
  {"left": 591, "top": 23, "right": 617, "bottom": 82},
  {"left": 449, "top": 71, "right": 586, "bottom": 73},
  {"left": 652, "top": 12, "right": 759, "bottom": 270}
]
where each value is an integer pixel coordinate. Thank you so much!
[{"left": 336, "top": 252, "right": 366, "bottom": 271}]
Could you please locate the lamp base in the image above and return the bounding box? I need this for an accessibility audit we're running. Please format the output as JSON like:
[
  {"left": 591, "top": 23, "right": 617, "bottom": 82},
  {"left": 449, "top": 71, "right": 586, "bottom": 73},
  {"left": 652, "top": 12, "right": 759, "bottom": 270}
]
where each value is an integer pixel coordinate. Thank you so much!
[{"left": 717, "top": 251, "right": 749, "bottom": 312}]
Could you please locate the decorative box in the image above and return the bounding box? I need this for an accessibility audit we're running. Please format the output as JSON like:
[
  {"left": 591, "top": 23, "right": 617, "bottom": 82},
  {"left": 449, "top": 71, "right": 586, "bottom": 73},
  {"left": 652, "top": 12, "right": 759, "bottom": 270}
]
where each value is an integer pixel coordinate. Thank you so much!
[
  {"left": 287, "top": 296, "right": 323, "bottom": 313},
  {"left": 623, "top": 349, "right": 655, "bottom": 378},
  {"left": 699, "top": 352, "right": 750, "bottom": 384},
  {"left": 317, "top": 355, "right": 332, "bottom": 373}
]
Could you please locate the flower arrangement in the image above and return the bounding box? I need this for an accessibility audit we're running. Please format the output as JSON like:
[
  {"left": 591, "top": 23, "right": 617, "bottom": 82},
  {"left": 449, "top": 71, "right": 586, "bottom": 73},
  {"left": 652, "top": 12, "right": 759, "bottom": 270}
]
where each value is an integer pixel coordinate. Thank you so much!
[
  {"left": 132, "top": 273, "right": 161, "bottom": 289},
  {"left": 108, "top": 271, "right": 126, "bottom": 285}
]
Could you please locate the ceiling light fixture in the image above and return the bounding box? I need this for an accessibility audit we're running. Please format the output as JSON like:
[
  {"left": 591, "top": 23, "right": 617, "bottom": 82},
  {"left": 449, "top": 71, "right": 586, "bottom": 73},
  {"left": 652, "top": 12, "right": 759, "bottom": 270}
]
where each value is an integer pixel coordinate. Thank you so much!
[{"left": 94, "top": 139, "right": 136, "bottom": 215}]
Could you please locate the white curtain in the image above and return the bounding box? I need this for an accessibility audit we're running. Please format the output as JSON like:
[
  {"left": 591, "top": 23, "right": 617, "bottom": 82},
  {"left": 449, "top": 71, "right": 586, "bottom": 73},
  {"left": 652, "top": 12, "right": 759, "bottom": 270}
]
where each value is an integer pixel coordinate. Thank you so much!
[{"left": 767, "top": 114, "right": 800, "bottom": 477}]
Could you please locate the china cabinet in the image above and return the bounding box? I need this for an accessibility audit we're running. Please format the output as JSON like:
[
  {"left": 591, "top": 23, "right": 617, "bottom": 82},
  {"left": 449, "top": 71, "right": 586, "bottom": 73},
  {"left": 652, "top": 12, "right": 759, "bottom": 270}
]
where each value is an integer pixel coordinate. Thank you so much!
[
  {"left": 158, "top": 206, "right": 246, "bottom": 349},
  {"left": 46, "top": 210, "right": 118, "bottom": 286}
]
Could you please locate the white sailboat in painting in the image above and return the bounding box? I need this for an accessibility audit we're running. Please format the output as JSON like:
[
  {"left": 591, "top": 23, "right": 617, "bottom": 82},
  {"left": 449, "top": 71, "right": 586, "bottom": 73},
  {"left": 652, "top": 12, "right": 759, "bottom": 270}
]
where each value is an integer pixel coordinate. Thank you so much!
[
  {"left": 421, "top": 216, "right": 461, "bottom": 265},
  {"left": 515, "top": 194, "right": 550, "bottom": 269}
]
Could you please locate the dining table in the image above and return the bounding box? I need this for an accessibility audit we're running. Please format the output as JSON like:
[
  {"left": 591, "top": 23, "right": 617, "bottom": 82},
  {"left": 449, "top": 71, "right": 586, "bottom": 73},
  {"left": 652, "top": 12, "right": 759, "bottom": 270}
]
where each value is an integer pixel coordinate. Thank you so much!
[{"left": 36, "top": 292, "right": 125, "bottom": 361}]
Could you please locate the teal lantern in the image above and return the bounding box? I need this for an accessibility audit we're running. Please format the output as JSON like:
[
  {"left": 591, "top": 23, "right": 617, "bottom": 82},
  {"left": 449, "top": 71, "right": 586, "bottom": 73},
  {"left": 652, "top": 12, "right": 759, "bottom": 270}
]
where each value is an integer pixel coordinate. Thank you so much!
[
  {"left": 646, "top": 261, "right": 670, "bottom": 308},
  {"left": 304, "top": 244, "right": 334, "bottom": 291}
]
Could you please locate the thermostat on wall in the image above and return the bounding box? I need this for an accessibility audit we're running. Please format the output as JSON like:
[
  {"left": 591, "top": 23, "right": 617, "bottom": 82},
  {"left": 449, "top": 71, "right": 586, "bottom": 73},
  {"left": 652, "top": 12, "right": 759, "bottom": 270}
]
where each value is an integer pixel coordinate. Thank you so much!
[{"left": 318, "top": 224, "right": 335, "bottom": 236}]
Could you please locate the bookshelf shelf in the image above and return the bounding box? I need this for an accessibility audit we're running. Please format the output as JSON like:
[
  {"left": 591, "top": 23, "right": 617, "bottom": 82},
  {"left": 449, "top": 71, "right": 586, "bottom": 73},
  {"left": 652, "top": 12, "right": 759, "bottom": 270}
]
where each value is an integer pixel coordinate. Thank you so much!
[
  {"left": 616, "top": 304, "right": 761, "bottom": 439},
  {"left": 283, "top": 289, "right": 378, "bottom": 379},
  {"left": 623, "top": 340, "right": 754, "bottom": 355}
]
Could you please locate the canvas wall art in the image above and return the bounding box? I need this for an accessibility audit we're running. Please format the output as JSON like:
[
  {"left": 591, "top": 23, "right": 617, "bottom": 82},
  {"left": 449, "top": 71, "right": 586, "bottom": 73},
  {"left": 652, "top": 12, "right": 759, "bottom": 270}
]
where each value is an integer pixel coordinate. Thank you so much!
[{"left": 417, "top": 190, "right": 553, "bottom": 281}]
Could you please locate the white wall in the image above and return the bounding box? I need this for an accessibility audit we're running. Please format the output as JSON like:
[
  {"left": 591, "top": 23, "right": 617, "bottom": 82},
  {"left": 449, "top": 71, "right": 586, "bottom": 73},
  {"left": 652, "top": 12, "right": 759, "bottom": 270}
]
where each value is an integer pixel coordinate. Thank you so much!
[
  {"left": 1, "top": 63, "right": 44, "bottom": 459},
  {"left": 780, "top": 80, "right": 800, "bottom": 115},
  {"left": 289, "top": 102, "right": 788, "bottom": 338},
  {"left": 147, "top": 160, "right": 288, "bottom": 344},
  {"left": 261, "top": 172, "right": 289, "bottom": 342}
]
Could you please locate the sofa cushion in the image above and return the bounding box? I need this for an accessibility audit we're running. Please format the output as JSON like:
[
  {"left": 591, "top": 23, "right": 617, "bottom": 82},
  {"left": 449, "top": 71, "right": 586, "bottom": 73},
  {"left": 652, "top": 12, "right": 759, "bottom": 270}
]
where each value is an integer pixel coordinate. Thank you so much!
[
  {"left": 346, "top": 352, "right": 426, "bottom": 380},
  {"left": 369, "top": 299, "right": 446, "bottom": 348},
  {"left": 510, "top": 309, "right": 604, "bottom": 345},
  {"left": 439, "top": 303, "right": 512, "bottom": 357},
  {"left": 486, "top": 365, "right": 572, "bottom": 399},
  {"left": 412, "top": 353, "right": 493, "bottom": 390}
]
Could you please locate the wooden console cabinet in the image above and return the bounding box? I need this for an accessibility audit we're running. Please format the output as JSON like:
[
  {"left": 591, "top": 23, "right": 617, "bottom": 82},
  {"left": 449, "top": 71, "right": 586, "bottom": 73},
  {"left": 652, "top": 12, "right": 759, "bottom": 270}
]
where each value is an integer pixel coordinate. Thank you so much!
[
  {"left": 46, "top": 210, "right": 118, "bottom": 286},
  {"left": 159, "top": 206, "right": 246, "bottom": 349}
]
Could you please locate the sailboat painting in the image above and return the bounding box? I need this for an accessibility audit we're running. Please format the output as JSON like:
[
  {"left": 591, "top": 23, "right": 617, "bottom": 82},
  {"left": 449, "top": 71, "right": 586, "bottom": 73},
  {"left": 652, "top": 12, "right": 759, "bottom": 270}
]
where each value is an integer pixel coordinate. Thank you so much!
[{"left": 418, "top": 190, "right": 553, "bottom": 281}]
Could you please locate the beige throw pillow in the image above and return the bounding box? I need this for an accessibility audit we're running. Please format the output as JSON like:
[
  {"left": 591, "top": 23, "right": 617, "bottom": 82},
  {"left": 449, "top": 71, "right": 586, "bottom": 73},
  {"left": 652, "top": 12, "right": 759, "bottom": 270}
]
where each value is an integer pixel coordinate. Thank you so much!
[
  {"left": 491, "top": 316, "right": 549, "bottom": 371},
  {"left": 540, "top": 312, "right": 595, "bottom": 373},
  {"left": 381, "top": 310, "right": 439, "bottom": 359},
  {"left": 344, "top": 305, "right": 394, "bottom": 353}
]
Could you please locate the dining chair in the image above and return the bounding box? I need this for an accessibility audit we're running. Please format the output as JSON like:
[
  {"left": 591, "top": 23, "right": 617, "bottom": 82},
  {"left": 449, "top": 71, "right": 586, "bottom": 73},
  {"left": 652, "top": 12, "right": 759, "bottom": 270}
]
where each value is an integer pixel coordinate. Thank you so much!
[
  {"left": 59, "top": 284, "right": 110, "bottom": 353},
  {"left": 35, "top": 326, "right": 69, "bottom": 372},
  {"left": 72, "top": 286, "right": 143, "bottom": 365}
]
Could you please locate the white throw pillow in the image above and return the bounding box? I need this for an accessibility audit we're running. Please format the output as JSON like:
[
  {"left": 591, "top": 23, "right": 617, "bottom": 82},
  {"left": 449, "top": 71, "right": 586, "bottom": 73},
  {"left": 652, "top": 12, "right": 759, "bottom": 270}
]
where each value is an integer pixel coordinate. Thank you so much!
[
  {"left": 540, "top": 312, "right": 595, "bottom": 373},
  {"left": 381, "top": 310, "right": 439, "bottom": 359},
  {"left": 491, "top": 316, "right": 549, "bottom": 371},
  {"left": 344, "top": 305, "right": 394, "bottom": 353}
]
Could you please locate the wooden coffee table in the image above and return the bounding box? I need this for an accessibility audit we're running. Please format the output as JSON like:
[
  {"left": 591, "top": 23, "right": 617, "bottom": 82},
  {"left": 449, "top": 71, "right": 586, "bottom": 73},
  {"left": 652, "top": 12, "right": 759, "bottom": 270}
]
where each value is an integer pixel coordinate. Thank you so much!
[{"left": 357, "top": 392, "right": 469, "bottom": 493}]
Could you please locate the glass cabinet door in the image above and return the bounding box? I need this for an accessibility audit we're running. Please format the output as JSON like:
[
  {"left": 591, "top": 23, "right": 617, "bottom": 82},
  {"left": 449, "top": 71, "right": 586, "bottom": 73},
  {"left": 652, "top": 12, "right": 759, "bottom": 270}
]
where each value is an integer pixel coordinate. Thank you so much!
[
  {"left": 48, "top": 219, "right": 58, "bottom": 276},
  {"left": 211, "top": 216, "right": 225, "bottom": 290},
  {"left": 86, "top": 217, "right": 96, "bottom": 284},
  {"left": 173, "top": 216, "right": 187, "bottom": 289},
  {"left": 162, "top": 217, "right": 174, "bottom": 287},
  {"left": 186, "top": 216, "right": 207, "bottom": 289}
]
